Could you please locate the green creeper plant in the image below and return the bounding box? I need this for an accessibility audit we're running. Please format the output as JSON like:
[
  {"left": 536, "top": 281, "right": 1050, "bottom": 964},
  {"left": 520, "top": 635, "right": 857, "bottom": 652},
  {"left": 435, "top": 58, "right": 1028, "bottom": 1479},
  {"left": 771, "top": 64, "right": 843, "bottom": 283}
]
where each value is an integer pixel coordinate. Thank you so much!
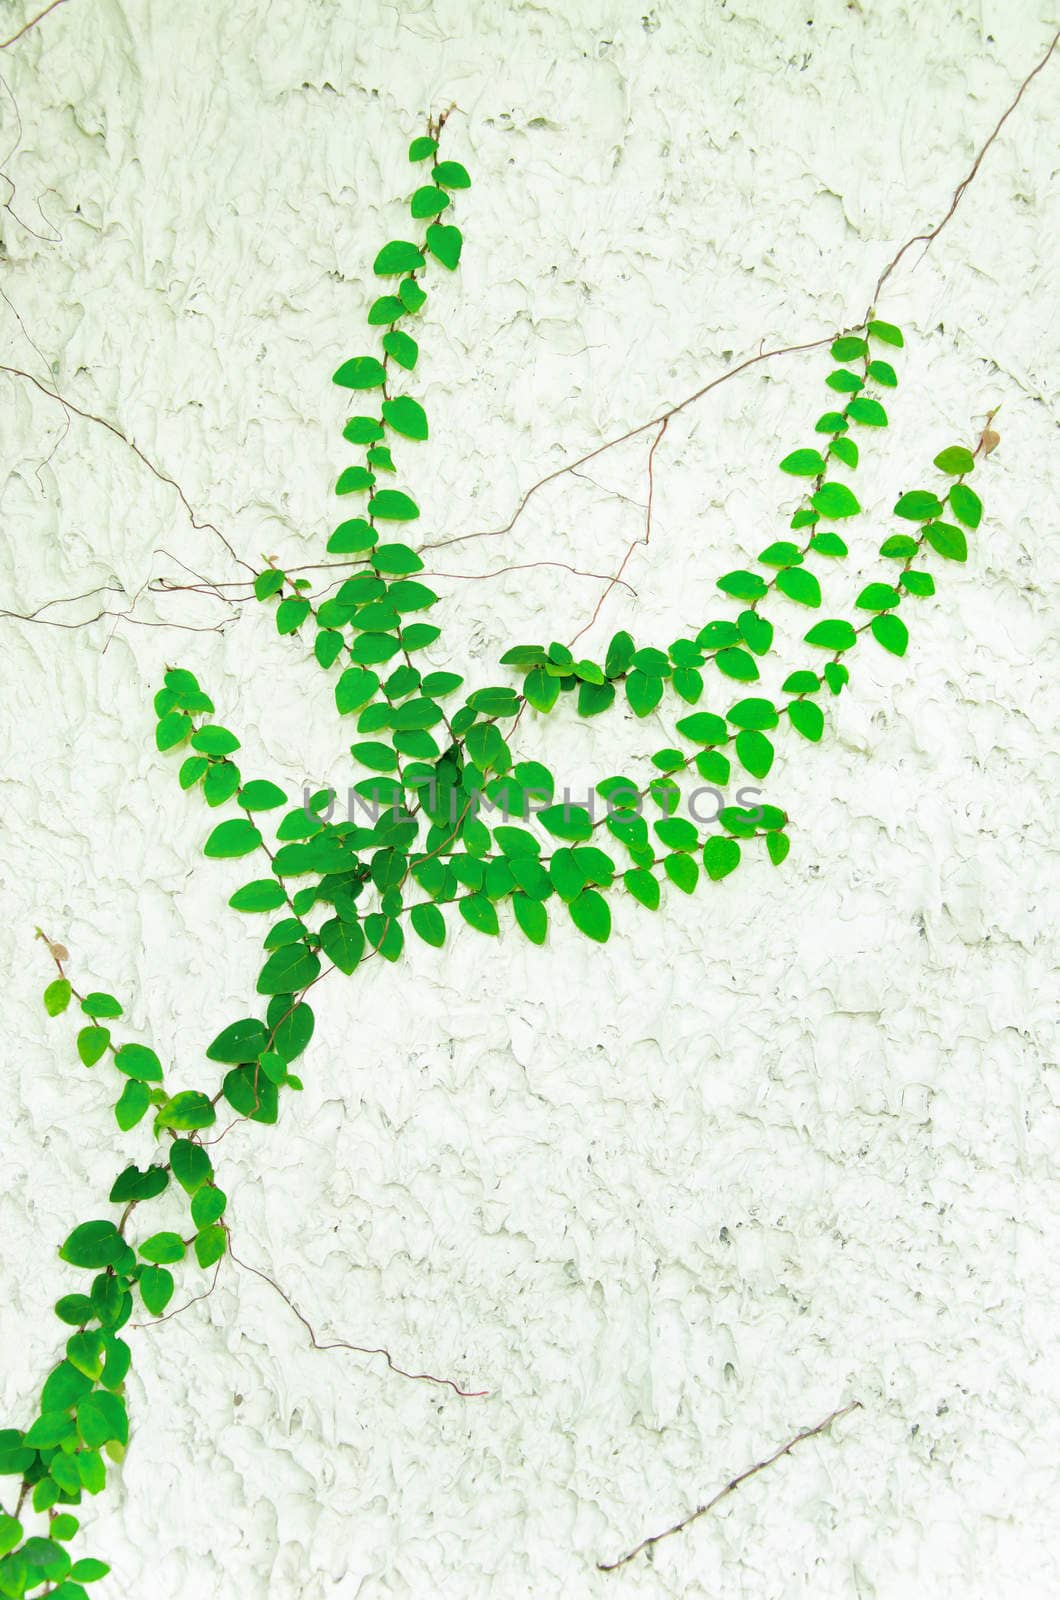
[{"left": 5, "top": 120, "right": 992, "bottom": 1597}]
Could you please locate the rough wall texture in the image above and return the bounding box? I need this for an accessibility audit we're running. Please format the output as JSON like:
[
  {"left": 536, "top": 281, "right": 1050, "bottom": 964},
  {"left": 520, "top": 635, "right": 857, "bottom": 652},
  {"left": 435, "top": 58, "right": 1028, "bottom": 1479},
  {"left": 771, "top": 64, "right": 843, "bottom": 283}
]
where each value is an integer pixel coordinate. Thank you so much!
[{"left": 1, "top": 0, "right": 1058, "bottom": 1596}]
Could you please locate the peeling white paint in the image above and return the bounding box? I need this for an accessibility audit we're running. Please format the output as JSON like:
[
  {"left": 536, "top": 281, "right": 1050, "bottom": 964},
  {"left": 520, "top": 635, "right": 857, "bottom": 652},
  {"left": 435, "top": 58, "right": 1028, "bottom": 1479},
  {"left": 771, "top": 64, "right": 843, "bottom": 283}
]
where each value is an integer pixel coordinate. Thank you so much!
[{"left": 1, "top": 1, "right": 1058, "bottom": 1596}]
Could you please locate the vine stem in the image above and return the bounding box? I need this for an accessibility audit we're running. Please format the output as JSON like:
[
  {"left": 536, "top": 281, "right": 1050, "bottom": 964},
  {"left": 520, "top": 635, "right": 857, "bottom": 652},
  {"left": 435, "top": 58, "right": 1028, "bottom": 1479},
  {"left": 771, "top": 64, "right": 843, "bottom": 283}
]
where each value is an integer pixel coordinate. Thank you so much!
[
  {"left": 226, "top": 1243, "right": 490, "bottom": 1399},
  {"left": 0, "top": 0, "right": 69, "bottom": 50},
  {"left": 597, "top": 1400, "right": 862, "bottom": 1573}
]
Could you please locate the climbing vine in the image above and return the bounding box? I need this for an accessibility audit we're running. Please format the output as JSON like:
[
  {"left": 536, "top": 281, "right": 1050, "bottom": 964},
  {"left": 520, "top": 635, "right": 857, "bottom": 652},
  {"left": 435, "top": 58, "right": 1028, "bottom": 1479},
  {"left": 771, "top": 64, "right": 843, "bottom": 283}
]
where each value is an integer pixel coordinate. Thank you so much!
[{"left": 2, "top": 118, "right": 993, "bottom": 1597}]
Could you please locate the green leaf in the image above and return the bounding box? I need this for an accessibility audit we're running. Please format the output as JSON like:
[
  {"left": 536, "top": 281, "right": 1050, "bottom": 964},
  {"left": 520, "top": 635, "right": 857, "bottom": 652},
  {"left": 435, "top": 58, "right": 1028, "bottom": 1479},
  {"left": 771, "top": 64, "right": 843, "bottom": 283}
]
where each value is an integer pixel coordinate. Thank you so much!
[
  {"left": 382, "top": 329, "right": 418, "bottom": 369},
  {"left": 374, "top": 239, "right": 426, "bottom": 274},
  {"left": 767, "top": 832, "right": 791, "bottom": 866},
  {"left": 787, "top": 699, "right": 824, "bottom": 741},
  {"left": 114, "top": 1079, "right": 150, "bottom": 1131},
  {"left": 879, "top": 533, "right": 920, "bottom": 558},
  {"left": 155, "top": 1090, "right": 216, "bottom": 1131},
  {"left": 778, "top": 448, "right": 826, "bottom": 476},
  {"left": 44, "top": 978, "right": 71, "bottom": 1016},
  {"left": 867, "top": 318, "right": 904, "bottom": 346},
  {"left": 624, "top": 670, "right": 662, "bottom": 716},
  {"left": 410, "top": 184, "right": 449, "bottom": 218},
  {"left": 734, "top": 729, "right": 773, "bottom": 779},
  {"left": 319, "top": 917, "right": 365, "bottom": 974},
  {"left": 381, "top": 396, "right": 428, "bottom": 440},
  {"left": 459, "top": 895, "right": 499, "bottom": 936},
  {"left": 256, "top": 944, "right": 321, "bottom": 995},
  {"left": 811, "top": 482, "right": 860, "bottom": 519},
  {"left": 114, "top": 1043, "right": 163, "bottom": 1083},
  {"left": 204, "top": 818, "right": 262, "bottom": 858},
  {"left": 855, "top": 582, "right": 902, "bottom": 610},
  {"left": 776, "top": 567, "right": 821, "bottom": 607},
  {"left": 206, "top": 1018, "right": 268, "bottom": 1064},
  {"left": 408, "top": 136, "right": 437, "bottom": 162},
  {"left": 157, "top": 709, "right": 194, "bottom": 753},
  {"left": 332, "top": 355, "right": 387, "bottom": 389},
  {"left": 71, "top": 1558, "right": 111, "bottom": 1583},
  {"left": 425, "top": 222, "right": 462, "bottom": 269},
  {"left": 846, "top": 397, "right": 888, "bottom": 427},
  {"left": 870, "top": 614, "right": 909, "bottom": 656},
  {"left": 195, "top": 1225, "right": 227, "bottom": 1269},
  {"left": 203, "top": 761, "right": 241, "bottom": 807},
  {"left": 336, "top": 466, "right": 374, "bottom": 495},
  {"left": 328, "top": 517, "right": 376, "bottom": 554},
  {"left": 75, "top": 1030, "right": 109, "bottom": 1068},
  {"left": 399, "top": 276, "right": 427, "bottom": 312},
  {"left": 171, "top": 1139, "right": 212, "bottom": 1194},
  {"left": 191, "top": 725, "right": 240, "bottom": 756},
  {"left": 409, "top": 902, "right": 446, "bottom": 946},
  {"left": 737, "top": 610, "right": 773, "bottom": 655},
  {"left": 512, "top": 893, "right": 547, "bottom": 944},
  {"left": 275, "top": 597, "right": 310, "bottom": 634},
  {"left": 433, "top": 160, "right": 471, "bottom": 188},
  {"left": 179, "top": 755, "right": 209, "bottom": 789},
  {"left": 77, "top": 1389, "right": 128, "bottom": 1448},
  {"left": 253, "top": 569, "right": 285, "bottom": 600},
  {"left": 108, "top": 1163, "right": 168, "bottom": 1203},
  {"left": 367, "top": 294, "right": 404, "bottom": 325},
  {"left": 569, "top": 889, "right": 610, "bottom": 943},
  {"left": 60, "top": 1221, "right": 123, "bottom": 1270},
  {"left": 826, "top": 368, "right": 863, "bottom": 393},
  {"left": 717, "top": 569, "right": 767, "bottom": 601},
  {"left": 900, "top": 569, "right": 935, "bottom": 596},
  {"left": 524, "top": 667, "right": 560, "bottom": 713},
  {"left": 139, "top": 1264, "right": 175, "bottom": 1316},
  {"left": 933, "top": 445, "right": 974, "bottom": 476},
  {"left": 894, "top": 490, "right": 943, "bottom": 521},
  {"left": 368, "top": 490, "right": 420, "bottom": 521},
  {"left": 675, "top": 711, "right": 728, "bottom": 745},
  {"left": 804, "top": 619, "right": 857, "bottom": 651},
  {"left": 809, "top": 531, "right": 847, "bottom": 557},
  {"left": 624, "top": 868, "right": 659, "bottom": 909},
  {"left": 726, "top": 697, "right": 777, "bottom": 731},
  {"left": 191, "top": 1186, "right": 226, "bottom": 1227},
  {"left": 831, "top": 335, "right": 867, "bottom": 361},
  {"left": 829, "top": 435, "right": 859, "bottom": 468},
  {"left": 664, "top": 853, "right": 698, "bottom": 894},
  {"left": 925, "top": 521, "right": 968, "bottom": 561},
  {"left": 714, "top": 648, "right": 759, "bottom": 681},
  {"left": 948, "top": 483, "right": 982, "bottom": 528},
  {"left": 229, "top": 878, "right": 286, "bottom": 912},
  {"left": 139, "top": 1232, "right": 185, "bottom": 1265},
  {"left": 703, "top": 837, "right": 741, "bottom": 881},
  {"left": 0, "top": 1514, "right": 22, "bottom": 1557},
  {"left": 537, "top": 805, "right": 593, "bottom": 842},
  {"left": 867, "top": 359, "right": 897, "bottom": 386}
]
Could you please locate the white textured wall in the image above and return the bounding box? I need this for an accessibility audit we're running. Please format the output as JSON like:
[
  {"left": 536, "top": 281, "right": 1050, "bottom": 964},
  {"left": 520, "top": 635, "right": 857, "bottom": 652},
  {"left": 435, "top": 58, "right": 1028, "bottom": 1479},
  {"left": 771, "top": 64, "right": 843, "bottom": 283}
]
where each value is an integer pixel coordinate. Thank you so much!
[{"left": 2, "top": 1, "right": 1058, "bottom": 1595}]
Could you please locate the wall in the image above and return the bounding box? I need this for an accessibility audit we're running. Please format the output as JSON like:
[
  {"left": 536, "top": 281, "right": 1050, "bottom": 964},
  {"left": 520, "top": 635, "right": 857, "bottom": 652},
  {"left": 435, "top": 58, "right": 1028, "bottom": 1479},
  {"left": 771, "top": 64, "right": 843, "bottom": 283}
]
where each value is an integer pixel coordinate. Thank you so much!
[{"left": 1, "top": 0, "right": 1058, "bottom": 1595}]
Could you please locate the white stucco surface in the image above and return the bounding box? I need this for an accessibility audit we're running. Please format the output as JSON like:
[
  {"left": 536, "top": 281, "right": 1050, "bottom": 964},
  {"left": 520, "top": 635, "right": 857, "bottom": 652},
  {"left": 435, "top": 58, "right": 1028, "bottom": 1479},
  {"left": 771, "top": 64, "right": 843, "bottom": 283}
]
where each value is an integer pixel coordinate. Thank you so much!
[{"left": 1, "top": 0, "right": 1058, "bottom": 1595}]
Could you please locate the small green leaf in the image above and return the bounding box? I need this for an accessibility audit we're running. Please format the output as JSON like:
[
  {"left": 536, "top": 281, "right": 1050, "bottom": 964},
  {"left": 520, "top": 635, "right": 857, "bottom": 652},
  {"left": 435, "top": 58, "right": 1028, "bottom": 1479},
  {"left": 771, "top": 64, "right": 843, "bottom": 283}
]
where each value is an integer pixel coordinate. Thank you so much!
[
  {"left": 867, "top": 318, "right": 904, "bottom": 346},
  {"left": 459, "top": 894, "right": 499, "bottom": 936},
  {"left": 381, "top": 396, "right": 428, "bottom": 440},
  {"left": 191, "top": 725, "right": 240, "bottom": 756},
  {"left": 846, "top": 397, "right": 888, "bottom": 427},
  {"left": 804, "top": 619, "right": 857, "bottom": 651},
  {"left": 734, "top": 729, "right": 773, "bottom": 779},
  {"left": 206, "top": 1017, "right": 269, "bottom": 1064},
  {"left": 60, "top": 1221, "right": 123, "bottom": 1270},
  {"left": 867, "top": 359, "right": 897, "bottom": 386},
  {"left": 204, "top": 819, "right": 262, "bottom": 859},
  {"left": 71, "top": 1557, "right": 111, "bottom": 1582},
  {"left": 811, "top": 482, "right": 861, "bottom": 519},
  {"left": 319, "top": 917, "right": 365, "bottom": 974},
  {"left": 675, "top": 711, "right": 728, "bottom": 745},
  {"left": 375, "top": 240, "right": 426, "bottom": 275},
  {"left": 256, "top": 944, "right": 321, "bottom": 995},
  {"left": 425, "top": 222, "right": 462, "bottom": 269},
  {"left": 776, "top": 567, "right": 821, "bottom": 607},
  {"left": 894, "top": 490, "right": 943, "bottom": 521},
  {"left": 933, "top": 445, "right": 975, "bottom": 476},
  {"left": 332, "top": 355, "right": 387, "bottom": 389},
  {"left": 703, "top": 837, "right": 741, "bottom": 881},
  {"left": 948, "top": 483, "right": 982, "bottom": 529},
  {"left": 624, "top": 868, "right": 660, "bottom": 909},
  {"left": 155, "top": 1090, "right": 217, "bottom": 1131},
  {"left": 382, "top": 329, "right": 418, "bottom": 369},
  {"left": 714, "top": 648, "right": 759, "bottom": 681},
  {"left": 171, "top": 1139, "right": 212, "bottom": 1193},
  {"left": 870, "top": 614, "right": 909, "bottom": 656},
  {"left": 408, "top": 136, "right": 437, "bottom": 162},
  {"left": 512, "top": 893, "right": 547, "bottom": 944},
  {"left": 410, "top": 184, "right": 449, "bottom": 218},
  {"left": 831, "top": 335, "right": 867, "bottom": 361},
  {"left": 156, "top": 710, "right": 192, "bottom": 751},
  {"left": 433, "top": 160, "right": 471, "bottom": 188},
  {"left": 855, "top": 583, "right": 902, "bottom": 611},
  {"left": 140, "top": 1232, "right": 185, "bottom": 1265},
  {"left": 275, "top": 597, "right": 311, "bottom": 634},
  {"left": 195, "top": 1224, "right": 227, "bottom": 1268},
  {"left": 76, "top": 1026, "right": 110, "bottom": 1066},
  {"left": 787, "top": 700, "right": 824, "bottom": 741},
  {"left": 767, "top": 832, "right": 791, "bottom": 866},
  {"left": 114, "top": 1079, "right": 150, "bottom": 1131},
  {"left": 569, "top": 889, "right": 610, "bottom": 943},
  {"left": 44, "top": 978, "right": 71, "bottom": 1016},
  {"left": 924, "top": 518, "right": 966, "bottom": 561},
  {"left": 114, "top": 1043, "right": 164, "bottom": 1083},
  {"left": 369, "top": 490, "right": 420, "bottom": 521},
  {"left": 778, "top": 448, "right": 826, "bottom": 476},
  {"left": 410, "top": 902, "right": 446, "bottom": 947},
  {"left": 717, "top": 570, "right": 767, "bottom": 601}
]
